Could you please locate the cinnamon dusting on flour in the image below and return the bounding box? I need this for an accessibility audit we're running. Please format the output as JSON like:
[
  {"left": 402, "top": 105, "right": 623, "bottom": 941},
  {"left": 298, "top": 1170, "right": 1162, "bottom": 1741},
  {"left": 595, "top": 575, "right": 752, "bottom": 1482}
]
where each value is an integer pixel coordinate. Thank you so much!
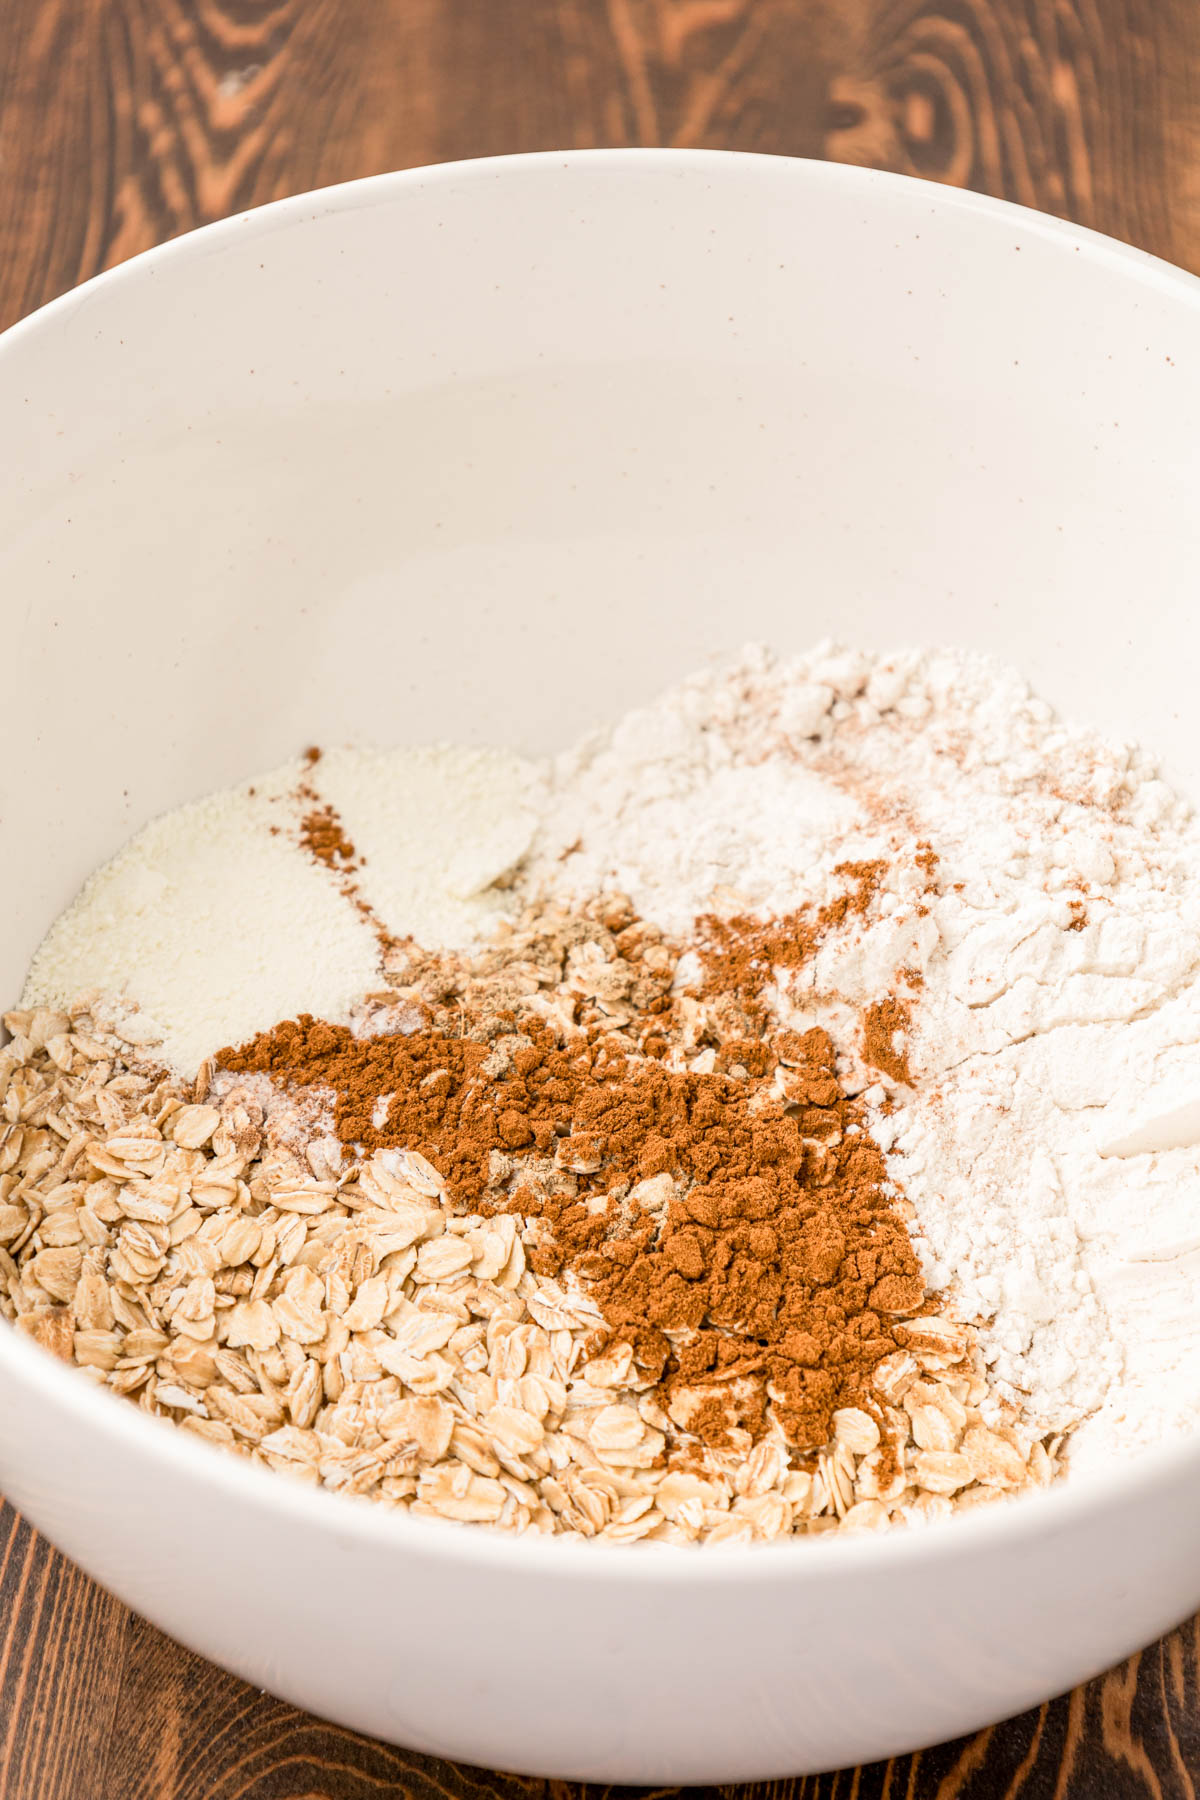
[
  {"left": 291, "top": 752, "right": 395, "bottom": 954},
  {"left": 862, "top": 995, "right": 914, "bottom": 1086},
  {"left": 696, "top": 860, "right": 886, "bottom": 1011}
]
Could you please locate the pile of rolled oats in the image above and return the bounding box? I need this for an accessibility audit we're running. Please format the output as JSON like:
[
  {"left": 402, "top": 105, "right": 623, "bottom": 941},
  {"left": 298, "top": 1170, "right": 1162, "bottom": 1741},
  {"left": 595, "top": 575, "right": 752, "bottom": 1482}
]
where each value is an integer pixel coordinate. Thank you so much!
[{"left": 0, "top": 1000, "right": 1060, "bottom": 1543}]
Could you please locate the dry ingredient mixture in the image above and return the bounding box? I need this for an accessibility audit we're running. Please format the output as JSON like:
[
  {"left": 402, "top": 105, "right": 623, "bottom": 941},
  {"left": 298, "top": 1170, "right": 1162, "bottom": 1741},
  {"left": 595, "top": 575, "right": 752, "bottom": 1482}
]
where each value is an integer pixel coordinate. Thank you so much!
[{"left": 6, "top": 641, "right": 1200, "bottom": 1541}]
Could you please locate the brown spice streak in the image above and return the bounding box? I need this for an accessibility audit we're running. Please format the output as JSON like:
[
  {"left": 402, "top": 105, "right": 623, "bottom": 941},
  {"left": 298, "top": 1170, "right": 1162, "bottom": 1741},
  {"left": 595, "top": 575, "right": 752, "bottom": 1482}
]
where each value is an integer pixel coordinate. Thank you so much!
[
  {"left": 292, "top": 764, "right": 396, "bottom": 954},
  {"left": 862, "top": 995, "right": 913, "bottom": 1085},
  {"left": 915, "top": 839, "right": 939, "bottom": 889},
  {"left": 300, "top": 804, "right": 357, "bottom": 872}
]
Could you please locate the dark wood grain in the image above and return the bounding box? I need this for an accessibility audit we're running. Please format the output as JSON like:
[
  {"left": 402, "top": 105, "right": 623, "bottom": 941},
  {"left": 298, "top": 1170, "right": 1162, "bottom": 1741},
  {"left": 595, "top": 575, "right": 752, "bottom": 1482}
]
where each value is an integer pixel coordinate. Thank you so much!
[
  {"left": 4, "top": 0, "right": 1200, "bottom": 333},
  {"left": 0, "top": 1508, "right": 128, "bottom": 1800},
  {"left": 7, "top": 1505, "right": 1200, "bottom": 1800},
  {"left": 5, "top": 0, "right": 1200, "bottom": 1794}
]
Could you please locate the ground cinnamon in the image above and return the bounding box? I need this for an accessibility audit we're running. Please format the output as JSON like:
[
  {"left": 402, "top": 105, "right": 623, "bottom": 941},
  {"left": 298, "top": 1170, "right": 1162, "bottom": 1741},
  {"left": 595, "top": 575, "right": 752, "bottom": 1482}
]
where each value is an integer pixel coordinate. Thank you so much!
[
  {"left": 218, "top": 901, "right": 928, "bottom": 1459},
  {"left": 286, "top": 761, "right": 397, "bottom": 954},
  {"left": 299, "top": 803, "right": 357, "bottom": 872},
  {"left": 696, "top": 860, "right": 885, "bottom": 1009},
  {"left": 861, "top": 995, "right": 913, "bottom": 1085}
]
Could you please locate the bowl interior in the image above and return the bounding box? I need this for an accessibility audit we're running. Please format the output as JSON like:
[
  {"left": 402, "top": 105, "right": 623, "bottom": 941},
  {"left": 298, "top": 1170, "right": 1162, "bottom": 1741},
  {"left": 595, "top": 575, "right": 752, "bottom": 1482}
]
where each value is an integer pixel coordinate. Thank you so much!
[{"left": 2, "top": 151, "right": 1199, "bottom": 1021}]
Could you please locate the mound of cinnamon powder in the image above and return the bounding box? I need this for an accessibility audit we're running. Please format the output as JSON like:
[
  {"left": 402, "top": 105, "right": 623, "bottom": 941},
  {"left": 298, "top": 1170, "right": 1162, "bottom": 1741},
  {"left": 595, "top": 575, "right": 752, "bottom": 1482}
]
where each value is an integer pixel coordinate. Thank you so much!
[{"left": 218, "top": 908, "right": 927, "bottom": 1458}]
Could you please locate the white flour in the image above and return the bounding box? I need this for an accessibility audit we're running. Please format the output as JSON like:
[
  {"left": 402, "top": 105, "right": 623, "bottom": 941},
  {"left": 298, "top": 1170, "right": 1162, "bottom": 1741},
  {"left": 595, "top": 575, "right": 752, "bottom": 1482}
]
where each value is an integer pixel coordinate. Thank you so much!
[
  {"left": 533, "top": 644, "right": 1200, "bottom": 1470},
  {"left": 21, "top": 641, "right": 1200, "bottom": 1470},
  {"left": 533, "top": 647, "right": 868, "bottom": 932}
]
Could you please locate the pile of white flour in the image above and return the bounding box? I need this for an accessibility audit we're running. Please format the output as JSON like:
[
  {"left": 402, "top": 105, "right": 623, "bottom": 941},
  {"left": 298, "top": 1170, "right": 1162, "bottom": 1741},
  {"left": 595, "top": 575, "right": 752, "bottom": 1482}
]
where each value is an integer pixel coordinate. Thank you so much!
[
  {"left": 23, "top": 641, "right": 1200, "bottom": 1471},
  {"left": 530, "top": 644, "right": 1200, "bottom": 1471}
]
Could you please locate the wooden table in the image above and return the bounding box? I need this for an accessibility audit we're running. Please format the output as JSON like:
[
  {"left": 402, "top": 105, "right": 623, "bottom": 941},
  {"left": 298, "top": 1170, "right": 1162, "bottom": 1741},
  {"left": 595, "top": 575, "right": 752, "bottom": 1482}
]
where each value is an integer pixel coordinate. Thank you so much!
[{"left": 4, "top": 3, "right": 1200, "bottom": 1794}]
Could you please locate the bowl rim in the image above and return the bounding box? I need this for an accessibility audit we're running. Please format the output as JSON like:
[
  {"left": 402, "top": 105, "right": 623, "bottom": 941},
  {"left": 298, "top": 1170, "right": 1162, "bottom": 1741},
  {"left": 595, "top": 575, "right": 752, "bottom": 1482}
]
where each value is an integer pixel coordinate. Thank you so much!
[{"left": 5, "top": 144, "right": 1200, "bottom": 1585}]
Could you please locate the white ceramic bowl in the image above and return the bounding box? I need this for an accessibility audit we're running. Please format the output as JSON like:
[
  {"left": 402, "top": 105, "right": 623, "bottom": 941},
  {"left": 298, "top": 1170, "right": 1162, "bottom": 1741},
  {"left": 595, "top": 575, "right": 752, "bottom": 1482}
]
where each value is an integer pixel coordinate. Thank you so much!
[{"left": 3, "top": 151, "right": 1200, "bottom": 1782}]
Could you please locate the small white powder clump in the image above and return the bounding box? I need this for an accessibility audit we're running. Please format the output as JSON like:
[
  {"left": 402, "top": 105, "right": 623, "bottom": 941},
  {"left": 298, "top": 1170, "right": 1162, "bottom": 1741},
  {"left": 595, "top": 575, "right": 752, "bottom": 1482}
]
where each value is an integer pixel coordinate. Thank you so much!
[{"left": 24, "top": 745, "right": 542, "bottom": 1078}]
